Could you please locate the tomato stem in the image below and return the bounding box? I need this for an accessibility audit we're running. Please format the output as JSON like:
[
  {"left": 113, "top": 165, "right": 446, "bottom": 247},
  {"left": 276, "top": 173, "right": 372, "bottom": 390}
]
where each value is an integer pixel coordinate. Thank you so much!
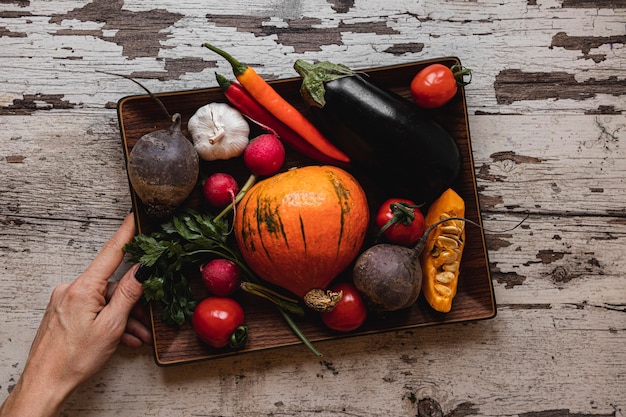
[
  {"left": 376, "top": 201, "right": 423, "bottom": 242},
  {"left": 229, "top": 325, "right": 249, "bottom": 349},
  {"left": 450, "top": 64, "right": 472, "bottom": 87}
]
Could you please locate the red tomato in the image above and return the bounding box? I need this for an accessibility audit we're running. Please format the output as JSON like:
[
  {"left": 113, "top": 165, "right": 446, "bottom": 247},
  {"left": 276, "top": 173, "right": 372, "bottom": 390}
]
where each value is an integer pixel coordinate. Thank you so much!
[
  {"left": 410, "top": 64, "right": 470, "bottom": 109},
  {"left": 192, "top": 297, "right": 247, "bottom": 349},
  {"left": 375, "top": 198, "right": 425, "bottom": 247},
  {"left": 321, "top": 282, "right": 367, "bottom": 332}
]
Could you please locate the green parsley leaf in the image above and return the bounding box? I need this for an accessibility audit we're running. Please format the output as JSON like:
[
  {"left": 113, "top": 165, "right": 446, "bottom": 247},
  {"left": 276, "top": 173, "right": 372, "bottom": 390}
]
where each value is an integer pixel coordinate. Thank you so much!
[{"left": 123, "top": 209, "right": 232, "bottom": 325}]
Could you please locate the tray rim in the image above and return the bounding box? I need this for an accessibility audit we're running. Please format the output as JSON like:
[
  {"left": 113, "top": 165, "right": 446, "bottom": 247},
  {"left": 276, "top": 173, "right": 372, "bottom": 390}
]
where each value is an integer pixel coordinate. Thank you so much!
[{"left": 116, "top": 56, "right": 496, "bottom": 366}]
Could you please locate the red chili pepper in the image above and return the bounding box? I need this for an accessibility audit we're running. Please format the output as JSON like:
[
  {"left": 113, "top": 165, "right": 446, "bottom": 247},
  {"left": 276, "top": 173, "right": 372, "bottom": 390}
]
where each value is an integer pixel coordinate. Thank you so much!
[
  {"left": 215, "top": 73, "right": 348, "bottom": 167},
  {"left": 204, "top": 43, "right": 351, "bottom": 164}
]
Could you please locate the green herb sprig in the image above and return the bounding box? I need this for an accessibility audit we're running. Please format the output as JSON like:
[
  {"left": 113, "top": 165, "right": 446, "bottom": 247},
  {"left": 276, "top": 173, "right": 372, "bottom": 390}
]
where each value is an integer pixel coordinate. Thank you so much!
[
  {"left": 123, "top": 209, "right": 320, "bottom": 355},
  {"left": 124, "top": 210, "right": 231, "bottom": 325}
]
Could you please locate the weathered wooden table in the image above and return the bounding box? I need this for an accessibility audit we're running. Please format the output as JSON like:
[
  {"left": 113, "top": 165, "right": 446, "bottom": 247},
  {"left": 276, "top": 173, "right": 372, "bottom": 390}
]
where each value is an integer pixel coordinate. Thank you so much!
[{"left": 1, "top": 1, "right": 624, "bottom": 416}]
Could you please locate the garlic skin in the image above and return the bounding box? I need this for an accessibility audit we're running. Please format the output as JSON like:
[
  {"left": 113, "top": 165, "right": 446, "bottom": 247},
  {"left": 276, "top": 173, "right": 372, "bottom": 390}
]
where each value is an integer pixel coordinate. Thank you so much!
[{"left": 187, "top": 102, "right": 250, "bottom": 161}]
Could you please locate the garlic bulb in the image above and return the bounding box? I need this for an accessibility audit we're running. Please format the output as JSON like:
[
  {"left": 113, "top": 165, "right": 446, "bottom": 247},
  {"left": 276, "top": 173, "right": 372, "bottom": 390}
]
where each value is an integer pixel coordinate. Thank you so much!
[{"left": 187, "top": 102, "right": 250, "bottom": 161}]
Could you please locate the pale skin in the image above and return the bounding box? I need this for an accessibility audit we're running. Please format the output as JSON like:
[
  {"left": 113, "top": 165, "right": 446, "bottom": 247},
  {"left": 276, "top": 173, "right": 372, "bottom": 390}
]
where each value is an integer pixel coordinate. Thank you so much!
[{"left": 0, "top": 213, "right": 152, "bottom": 417}]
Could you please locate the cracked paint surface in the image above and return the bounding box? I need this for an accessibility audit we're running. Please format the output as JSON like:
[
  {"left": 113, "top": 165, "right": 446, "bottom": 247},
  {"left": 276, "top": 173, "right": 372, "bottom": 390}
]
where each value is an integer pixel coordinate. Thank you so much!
[
  {"left": 494, "top": 70, "right": 626, "bottom": 106},
  {"left": 48, "top": 0, "right": 184, "bottom": 60},
  {"left": 0, "top": 94, "right": 76, "bottom": 115},
  {"left": 551, "top": 32, "right": 626, "bottom": 63},
  {"left": 205, "top": 14, "right": 400, "bottom": 53}
]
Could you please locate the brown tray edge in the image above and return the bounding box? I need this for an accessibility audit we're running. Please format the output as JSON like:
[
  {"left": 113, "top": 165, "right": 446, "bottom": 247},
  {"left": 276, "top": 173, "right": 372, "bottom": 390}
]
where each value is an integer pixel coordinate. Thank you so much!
[{"left": 115, "top": 56, "right": 497, "bottom": 367}]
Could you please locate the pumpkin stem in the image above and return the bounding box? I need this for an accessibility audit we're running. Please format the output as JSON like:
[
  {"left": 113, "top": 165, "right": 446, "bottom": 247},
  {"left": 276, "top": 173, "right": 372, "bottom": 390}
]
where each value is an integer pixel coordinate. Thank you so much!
[{"left": 303, "top": 288, "right": 343, "bottom": 312}]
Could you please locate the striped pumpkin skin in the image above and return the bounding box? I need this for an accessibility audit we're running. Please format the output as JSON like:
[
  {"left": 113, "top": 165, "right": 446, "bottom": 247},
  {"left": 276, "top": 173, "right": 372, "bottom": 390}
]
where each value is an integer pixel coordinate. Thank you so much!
[{"left": 234, "top": 165, "right": 369, "bottom": 298}]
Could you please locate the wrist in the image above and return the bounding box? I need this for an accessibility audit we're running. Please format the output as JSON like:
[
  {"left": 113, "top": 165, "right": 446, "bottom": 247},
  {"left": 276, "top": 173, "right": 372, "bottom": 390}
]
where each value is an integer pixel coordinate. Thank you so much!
[{"left": 0, "top": 369, "right": 74, "bottom": 417}]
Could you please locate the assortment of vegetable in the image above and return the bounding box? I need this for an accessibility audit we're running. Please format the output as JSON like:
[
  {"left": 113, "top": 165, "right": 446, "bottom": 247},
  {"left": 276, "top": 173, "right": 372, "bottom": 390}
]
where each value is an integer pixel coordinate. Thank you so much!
[
  {"left": 204, "top": 44, "right": 351, "bottom": 164},
  {"left": 122, "top": 47, "right": 476, "bottom": 354},
  {"left": 352, "top": 204, "right": 467, "bottom": 312},
  {"left": 215, "top": 73, "right": 347, "bottom": 166},
  {"left": 293, "top": 60, "right": 461, "bottom": 204}
]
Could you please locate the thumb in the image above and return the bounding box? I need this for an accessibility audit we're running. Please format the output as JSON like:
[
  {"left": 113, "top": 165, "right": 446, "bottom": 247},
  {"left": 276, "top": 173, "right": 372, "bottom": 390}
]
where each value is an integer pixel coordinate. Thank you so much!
[{"left": 104, "top": 264, "right": 145, "bottom": 321}]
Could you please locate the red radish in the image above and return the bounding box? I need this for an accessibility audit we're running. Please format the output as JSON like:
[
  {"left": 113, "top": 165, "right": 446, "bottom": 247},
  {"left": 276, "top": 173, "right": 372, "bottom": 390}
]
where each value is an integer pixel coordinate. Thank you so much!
[
  {"left": 213, "top": 134, "right": 285, "bottom": 223},
  {"left": 200, "top": 259, "right": 242, "bottom": 296},
  {"left": 203, "top": 173, "right": 239, "bottom": 208},
  {"left": 243, "top": 134, "right": 285, "bottom": 177}
]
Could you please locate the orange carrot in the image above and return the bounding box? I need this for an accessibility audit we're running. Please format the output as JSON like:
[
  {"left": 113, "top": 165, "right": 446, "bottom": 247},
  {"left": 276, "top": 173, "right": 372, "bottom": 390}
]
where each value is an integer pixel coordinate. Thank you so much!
[{"left": 203, "top": 44, "right": 350, "bottom": 164}]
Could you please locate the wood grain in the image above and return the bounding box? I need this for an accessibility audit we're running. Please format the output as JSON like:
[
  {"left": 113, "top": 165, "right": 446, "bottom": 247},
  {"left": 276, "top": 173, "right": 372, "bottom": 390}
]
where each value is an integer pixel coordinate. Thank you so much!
[
  {"left": 118, "top": 58, "right": 495, "bottom": 365},
  {"left": 0, "top": 0, "right": 624, "bottom": 416}
]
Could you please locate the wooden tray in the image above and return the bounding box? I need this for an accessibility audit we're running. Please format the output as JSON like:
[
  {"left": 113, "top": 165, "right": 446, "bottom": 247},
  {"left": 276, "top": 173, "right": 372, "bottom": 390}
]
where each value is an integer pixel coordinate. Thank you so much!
[{"left": 117, "top": 57, "right": 494, "bottom": 366}]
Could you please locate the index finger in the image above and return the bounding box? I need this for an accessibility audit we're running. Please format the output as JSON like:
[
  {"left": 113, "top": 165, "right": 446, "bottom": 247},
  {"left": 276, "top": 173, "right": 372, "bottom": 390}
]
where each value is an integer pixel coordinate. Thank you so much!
[{"left": 80, "top": 213, "right": 136, "bottom": 283}]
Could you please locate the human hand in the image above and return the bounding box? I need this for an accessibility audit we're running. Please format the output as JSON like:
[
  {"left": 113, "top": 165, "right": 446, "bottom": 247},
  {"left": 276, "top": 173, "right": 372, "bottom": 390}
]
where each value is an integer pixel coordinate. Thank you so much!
[
  {"left": 106, "top": 279, "right": 152, "bottom": 348},
  {"left": 0, "top": 213, "right": 150, "bottom": 417}
]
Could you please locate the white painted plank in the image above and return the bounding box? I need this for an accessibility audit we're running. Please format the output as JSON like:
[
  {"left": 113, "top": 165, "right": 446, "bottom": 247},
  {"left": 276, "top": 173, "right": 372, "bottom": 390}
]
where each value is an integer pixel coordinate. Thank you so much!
[{"left": 1, "top": 0, "right": 625, "bottom": 415}]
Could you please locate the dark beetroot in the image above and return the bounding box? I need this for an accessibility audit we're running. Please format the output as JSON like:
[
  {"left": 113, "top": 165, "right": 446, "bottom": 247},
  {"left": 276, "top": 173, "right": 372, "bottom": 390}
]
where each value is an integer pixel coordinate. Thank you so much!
[
  {"left": 128, "top": 114, "right": 199, "bottom": 218},
  {"left": 101, "top": 72, "right": 200, "bottom": 218}
]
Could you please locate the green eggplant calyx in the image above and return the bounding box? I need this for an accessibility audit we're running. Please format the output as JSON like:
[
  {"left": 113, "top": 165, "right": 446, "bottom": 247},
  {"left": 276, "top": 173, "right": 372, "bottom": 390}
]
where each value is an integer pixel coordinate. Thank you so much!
[{"left": 294, "top": 59, "right": 355, "bottom": 108}]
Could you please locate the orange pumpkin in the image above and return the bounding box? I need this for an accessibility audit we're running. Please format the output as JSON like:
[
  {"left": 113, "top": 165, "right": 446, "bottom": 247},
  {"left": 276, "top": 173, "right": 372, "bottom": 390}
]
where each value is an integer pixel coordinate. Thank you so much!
[
  {"left": 420, "top": 188, "right": 466, "bottom": 313},
  {"left": 234, "top": 165, "right": 369, "bottom": 300}
]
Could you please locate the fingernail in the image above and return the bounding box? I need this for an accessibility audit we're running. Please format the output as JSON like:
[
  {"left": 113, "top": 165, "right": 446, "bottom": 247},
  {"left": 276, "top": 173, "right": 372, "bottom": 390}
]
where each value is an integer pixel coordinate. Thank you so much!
[
  {"left": 128, "top": 206, "right": 135, "bottom": 213},
  {"left": 134, "top": 264, "right": 153, "bottom": 283}
]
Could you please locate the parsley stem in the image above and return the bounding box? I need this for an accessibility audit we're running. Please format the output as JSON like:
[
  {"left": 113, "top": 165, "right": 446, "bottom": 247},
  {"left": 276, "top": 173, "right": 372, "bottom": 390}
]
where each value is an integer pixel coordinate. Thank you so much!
[
  {"left": 279, "top": 308, "right": 322, "bottom": 357},
  {"left": 214, "top": 174, "right": 258, "bottom": 223},
  {"left": 184, "top": 248, "right": 303, "bottom": 315},
  {"left": 240, "top": 281, "right": 304, "bottom": 316}
]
